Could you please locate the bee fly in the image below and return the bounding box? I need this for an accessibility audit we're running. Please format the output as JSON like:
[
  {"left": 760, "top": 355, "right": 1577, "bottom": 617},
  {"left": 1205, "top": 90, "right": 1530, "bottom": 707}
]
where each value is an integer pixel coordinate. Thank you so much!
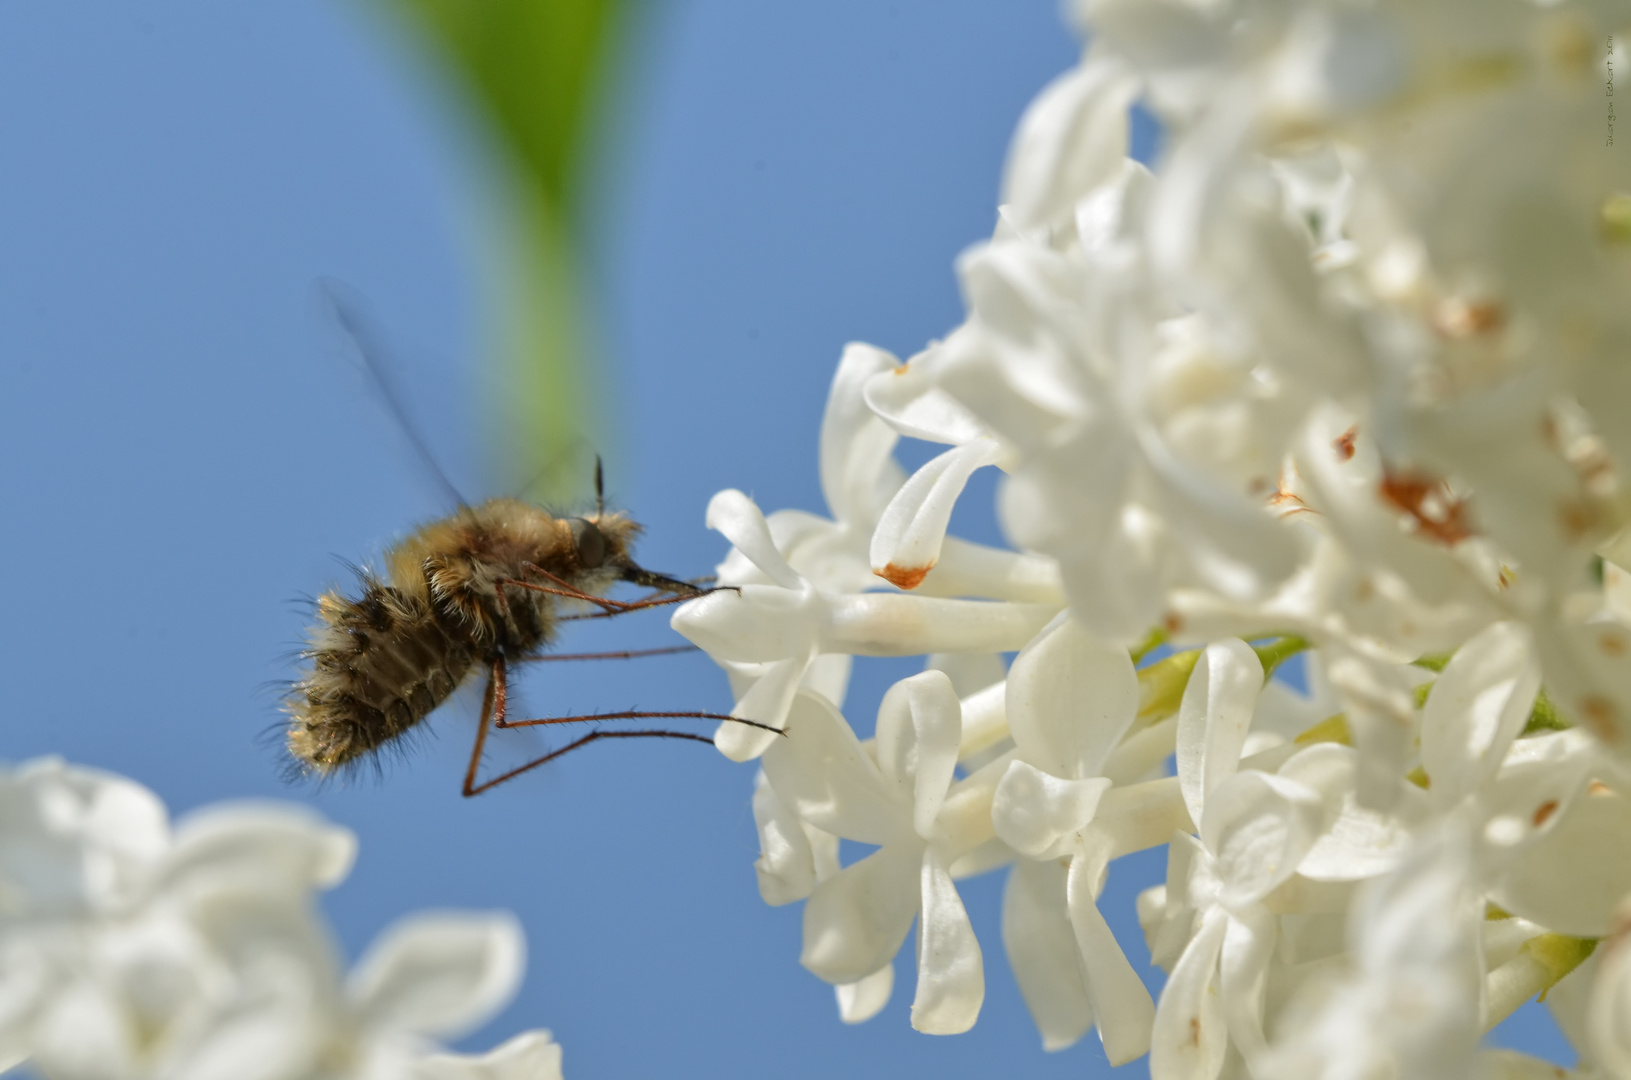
[{"left": 285, "top": 290, "right": 771, "bottom": 795}]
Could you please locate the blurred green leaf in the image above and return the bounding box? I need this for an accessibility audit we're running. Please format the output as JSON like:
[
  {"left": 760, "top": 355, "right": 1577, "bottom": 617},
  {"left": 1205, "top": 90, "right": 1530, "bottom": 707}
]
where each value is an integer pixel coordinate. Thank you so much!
[{"left": 390, "top": 0, "right": 622, "bottom": 500}]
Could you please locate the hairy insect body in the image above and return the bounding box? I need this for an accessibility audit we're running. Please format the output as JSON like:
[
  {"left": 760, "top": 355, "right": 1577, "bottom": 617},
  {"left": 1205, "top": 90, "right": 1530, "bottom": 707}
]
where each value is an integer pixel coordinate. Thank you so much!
[{"left": 288, "top": 498, "right": 642, "bottom": 774}]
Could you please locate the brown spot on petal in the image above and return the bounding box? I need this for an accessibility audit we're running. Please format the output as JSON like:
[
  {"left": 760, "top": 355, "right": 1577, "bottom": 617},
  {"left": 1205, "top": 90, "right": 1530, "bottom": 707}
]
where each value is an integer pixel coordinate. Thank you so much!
[
  {"left": 1379, "top": 465, "right": 1476, "bottom": 546},
  {"left": 1590, "top": 779, "right": 1613, "bottom": 796},
  {"left": 1189, "top": 1017, "right": 1202, "bottom": 1047},
  {"left": 1163, "top": 612, "right": 1184, "bottom": 635},
  {"left": 876, "top": 562, "right": 933, "bottom": 590},
  {"left": 1267, "top": 468, "right": 1315, "bottom": 519},
  {"left": 1533, "top": 800, "right": 1559, "bottom": 827},
  {"left": 1557, "top": 497, "right": 1603, "bottom": 542},
  {"left": 1601, "top": 632, "right": 1628, "bottom": 658},
  {"left": 1497, "top": 565, "right": 1516, "bottom": 591},
  {"left": 893, "top": 362, "right": 911, "bottom": 376},
  {"left": 1333, "top": 425, "right": 1358, "bottom": 462},
  {"left": 1579, "top": 695, "right": 1620, "bottom": 743},
  {"left": 1431, "top": 297, "right": 1506, "bottom": 339}
]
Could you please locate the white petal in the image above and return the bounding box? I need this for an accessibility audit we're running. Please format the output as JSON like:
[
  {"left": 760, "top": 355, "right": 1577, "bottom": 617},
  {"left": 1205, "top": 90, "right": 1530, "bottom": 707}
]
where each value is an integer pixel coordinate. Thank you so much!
[
  {"left": 1420, "top": 622, "right": 1541, "bottom": 807},
  {"left": 1176, "top": 639, "right": 1264, "bottom": 828},
  {"left": 1150, "top": 832, "right": 1205, "bottom": 969},
  {"left": 1002, "top": 54, "right": 1138, "bottom": 231},
  {"left": 1006, "top": 613, "right": 1140, "bottom": 780},
  {"left": 1490, "top": 786, "right": 1631, "bottom": 937},
  {"left": 167, "top": 950, "right": 329, "bottom": 1080},
  {"left": 751, "top": 771, "right": 816, "bottom": 906},
  {"left": 1066, "top": 848, "right": 1155, "bottom": 1066},
  {"left": 835, "top": 964, "right": 894, "bottom": 1025},
  {"left": 1277, "top": 743, "right": 1424, "bottom": 881},
  {"left": 715, "top": 654, "right": 812, "bottom": 763},
  {"left": 992, "top": 760, "right": 1111, "bottom": 860},
  {"left": 415, "top": 1030, "right": 564, "bottom": 1080},
  {"left": 762, "top": 692, "right": 913, "bottom": 846},
  {"left": 911, "top": 847, "right": 984, "bottom": 1035},
  {"left": 927, "top": 652, "right": 1007, "bottom": 699},
  {"left": 1096, "top": 776, "right": 1196, "bottom": 858},
  {"left": 1590, "top": 914, "right": 1631, "bottom": 1075},
  {"left": 704, "top": 489, "right": 802, "bottom": 589},
  {"left": 1200, "top": 771, "right": 1324, "bottom": 909},
  {"left": 1535, "top": 619, "right": 1631, "bottom": 752},
  {"left": 1137, "top": 425, "right": 1300, "bottom": 603},
  {"left": 800, "top": 653, "right": 853, "bottom": 710},
  {"left": 347, "top": 911, "right": 525, "bottom": 1040},
  {"left": 874, "top": 671, "right": 964, "bottom": 837},
  {"left": 1218, "top": 906, "right": 1276, "bottom": 1074},
  {"left": 801, "top": 842, "right": 922, "bottom": 985},
  {"left": 670, "top": 584, "right": 822, "bottom": 664},
  {"left": 165, "top": 803, "right": 357, "bottom": 893},
  {"left": 1002, "top": 859, "right": 1093, "bottom": 1051},
  {"left": 820, "top": 343, "right": 905, "bottom": 528},
  {"left": 32, "top": 980, "right": 131, "bottom": 1080},
  {"left": 0, "top": 758, "right": 170, "bottom": 914},
  {"left": 1149, "top": 906, "right": 1229, "bottom": 1080},
  {"left": 1324, "top": 649, "right": 1420, "bottom": 811},
  {"left": 870, "top": 438, "right": 1004, "bottom": 590},
  {"left": 824, "top": 594, "right": 1059, "bottom": 657},
  {"left": 862, "top": 338, "right": 990, "bottom": 445}
]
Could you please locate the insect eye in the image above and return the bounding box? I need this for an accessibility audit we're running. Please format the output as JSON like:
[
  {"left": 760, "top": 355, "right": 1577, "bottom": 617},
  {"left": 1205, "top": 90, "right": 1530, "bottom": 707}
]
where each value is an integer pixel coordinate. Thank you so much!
[{"left": 570, "top": 518, "right": 607, "bottom": 569}]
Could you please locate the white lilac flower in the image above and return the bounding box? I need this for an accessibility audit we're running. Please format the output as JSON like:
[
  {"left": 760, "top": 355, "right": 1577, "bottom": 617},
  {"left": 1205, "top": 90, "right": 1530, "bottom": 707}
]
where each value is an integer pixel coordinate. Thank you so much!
[
  {"left": 0, "top": 758, "right": 559, "bottom": 1080},
  {"left": 760, "top": 677, "right": 997, "bottom": 1035},
  {"left": 673, "top": 487, "right": 1060, "bottom": 760},
  {"left": 988, "top": 615, "right": 1165, "bottom": 1064},
  {"left": 681, "top": 0, "right": 1631, "bottom": 1073}
]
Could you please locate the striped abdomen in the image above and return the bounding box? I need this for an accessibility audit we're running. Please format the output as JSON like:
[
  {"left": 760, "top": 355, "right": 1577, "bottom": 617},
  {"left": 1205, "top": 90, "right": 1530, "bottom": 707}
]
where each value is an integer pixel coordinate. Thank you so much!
[{"left": 288, "top": 576, "right": 477, "bottom": 773}]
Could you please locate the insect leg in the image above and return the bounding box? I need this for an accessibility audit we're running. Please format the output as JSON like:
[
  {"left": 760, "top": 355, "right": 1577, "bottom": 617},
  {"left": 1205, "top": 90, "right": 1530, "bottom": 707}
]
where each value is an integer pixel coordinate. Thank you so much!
[
  {"left": 462, "top": 730, "right": 717, "bottom": 797},
  {"left": 461, "top": 657, "right": 505, "bottom": 798},
  {"left": 494, "top": 710, "right": 782, "bottom": 736},
  {"left": 461, "top": 661, "right": 780, "bottom": 796}
]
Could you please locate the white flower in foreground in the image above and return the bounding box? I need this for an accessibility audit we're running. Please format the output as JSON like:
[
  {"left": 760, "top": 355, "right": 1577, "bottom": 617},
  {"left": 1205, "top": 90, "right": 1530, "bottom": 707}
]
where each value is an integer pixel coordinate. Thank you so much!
[
  {"left": 0, "top": 758, "right": 559, "bottom": 1080},
  {"left": 989, "top": 615, "right": 1162, "bottom": 1063},
  {"left": 761, "top": 677, "right": 996, "bottom": 1034},
  {"left": 1260, "top": 829, "right": 1485, "bottom": 1080},
  {"left": 673, "top": 488, "right": 1058, "bottom": 761}
]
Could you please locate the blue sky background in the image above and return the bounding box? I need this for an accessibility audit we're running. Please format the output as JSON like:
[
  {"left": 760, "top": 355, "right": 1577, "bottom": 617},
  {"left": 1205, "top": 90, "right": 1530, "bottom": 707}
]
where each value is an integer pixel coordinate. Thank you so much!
[{"left": 0, "top": 2, "right": 1567, "bottom": 1076}]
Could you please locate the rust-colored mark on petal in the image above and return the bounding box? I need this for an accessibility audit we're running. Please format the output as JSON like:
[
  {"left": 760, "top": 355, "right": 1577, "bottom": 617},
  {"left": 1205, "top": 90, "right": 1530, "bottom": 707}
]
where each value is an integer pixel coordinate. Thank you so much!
[
  {"left": 1497, "top": 565, "right": 1516, "bottom": 591},
  {"left": 1379, "top": 465, "right": 1475, "bottom": 546},
  {"left": 1533, "top": 800, "right": 1560, "bottom": 827},
  {"left": 1431, "top": 297, "right": 1506, "bottom": 339},
  {"left": 1579, "top": 695, "right": 1620, "bottom": 743},
  {"left": 1333, "top": 425, "right": 1358, "bottom": 462},
  {"left": 893, "top": 361, "right": 911, "bottom": 377},
  {"left": 1601, "top": 631, "right": 1628, "bottom": 658},
  {"left": 1268, "top": 468, "right": 1315, "bottom": 520},
  {"left": 1163, "top": 612, "right": 1184, "bottom": 635},
  {"left": 1590, "top": 779, "right": 1613, "bottom": 796},
  {"left": 876, "top": 562, "right": 933, "bottom": 590},
  {"left": 1557, "top": 497, "right": 1604, "bottom": 542},
  {"left": 1188, "top": 1017, "right": 1202, "bottom": 1047}
]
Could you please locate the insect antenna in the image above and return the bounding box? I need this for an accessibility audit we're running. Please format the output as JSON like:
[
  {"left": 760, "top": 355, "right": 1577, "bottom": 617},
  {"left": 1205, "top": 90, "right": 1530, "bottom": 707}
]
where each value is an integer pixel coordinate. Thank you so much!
[
  {"left": 317, "top": 279, "right": 470, "bottom": 510},
  {"left": 595, "top": 453, "right": 605, "bottom": 517}
]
